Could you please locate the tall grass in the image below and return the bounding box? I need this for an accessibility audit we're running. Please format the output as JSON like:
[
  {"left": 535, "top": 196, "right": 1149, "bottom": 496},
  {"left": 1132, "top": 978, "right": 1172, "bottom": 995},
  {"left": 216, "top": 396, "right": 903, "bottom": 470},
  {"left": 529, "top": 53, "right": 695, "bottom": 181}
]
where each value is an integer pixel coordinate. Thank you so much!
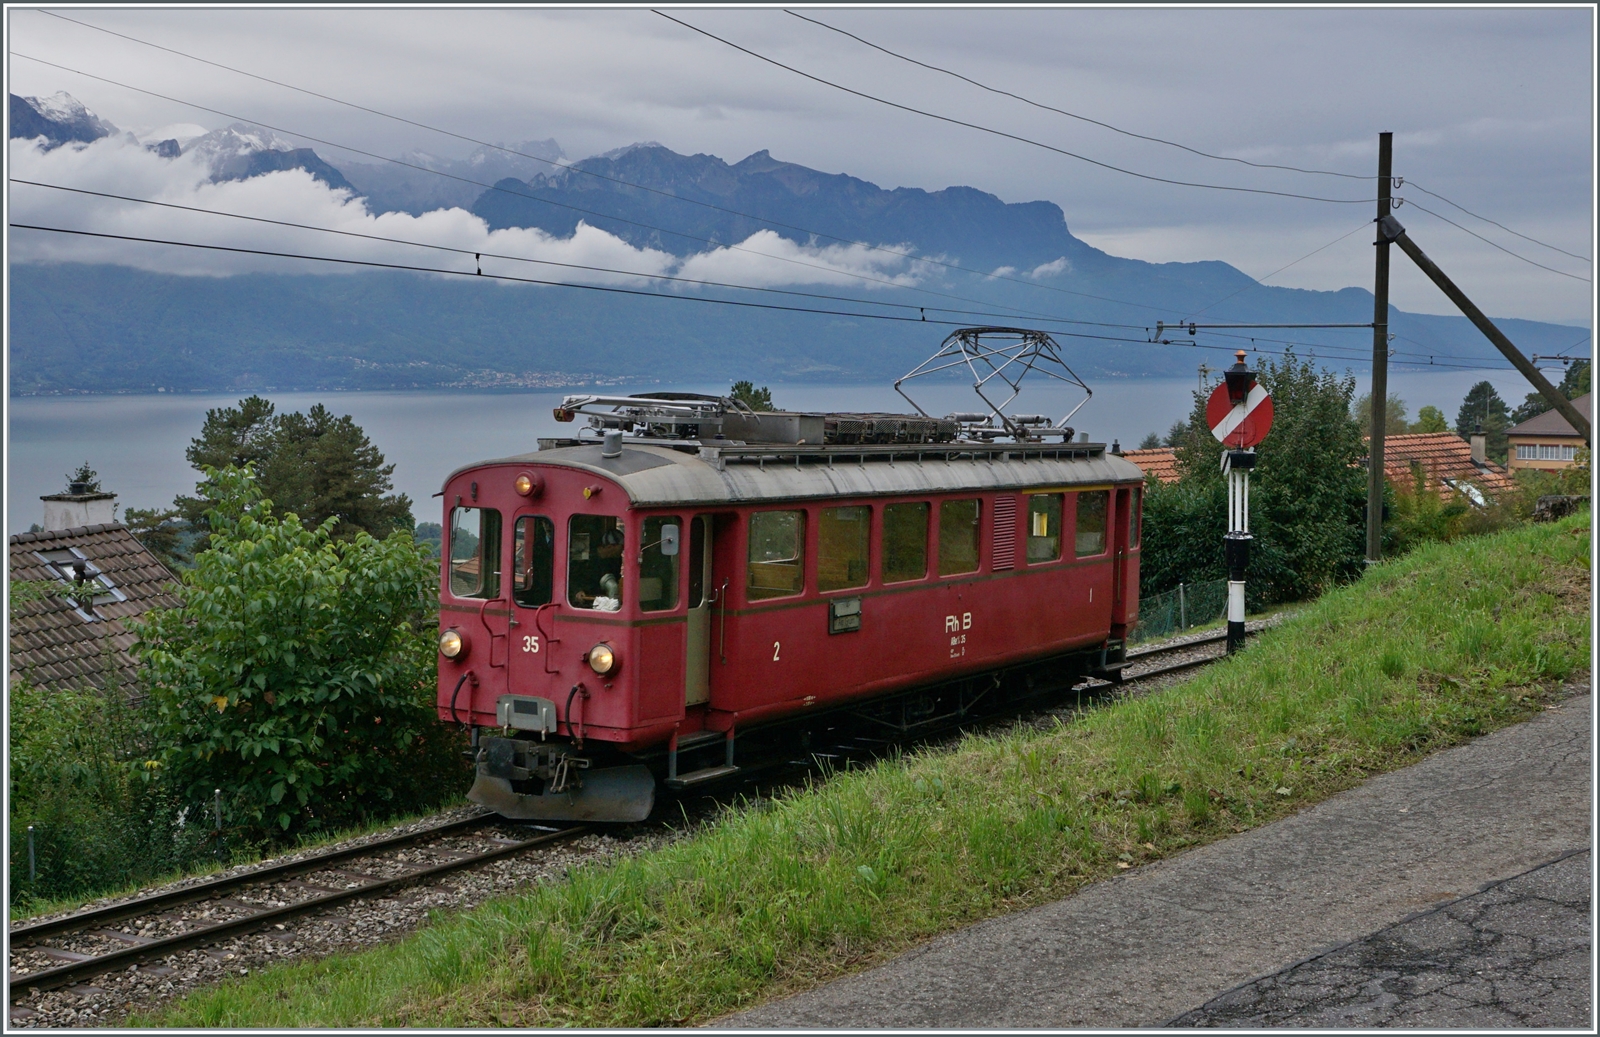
[{"left": 145, "top": 513, "right": 1590, "bottom": 1028}]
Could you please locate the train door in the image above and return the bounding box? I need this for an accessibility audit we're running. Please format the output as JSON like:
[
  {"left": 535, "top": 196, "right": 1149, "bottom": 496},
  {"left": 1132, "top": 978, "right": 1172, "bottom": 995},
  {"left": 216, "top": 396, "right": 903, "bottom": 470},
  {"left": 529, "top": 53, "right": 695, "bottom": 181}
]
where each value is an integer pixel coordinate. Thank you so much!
[
  {"left": 507, "top": 511, "right": 558, "bottom": 690},
  {"left": 684, "top": 515, "right": 713, "bottom": 706},
  {"left": 1110, "top": 487, "right": 1131, "bottom": 630}
]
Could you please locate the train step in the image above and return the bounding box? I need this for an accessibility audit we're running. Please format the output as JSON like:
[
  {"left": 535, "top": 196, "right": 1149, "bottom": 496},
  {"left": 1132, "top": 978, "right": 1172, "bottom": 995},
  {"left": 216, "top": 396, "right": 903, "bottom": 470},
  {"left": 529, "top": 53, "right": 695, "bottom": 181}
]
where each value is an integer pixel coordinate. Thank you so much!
[{"left": 664, "top": 764, "right": 741, "bottom": 790}]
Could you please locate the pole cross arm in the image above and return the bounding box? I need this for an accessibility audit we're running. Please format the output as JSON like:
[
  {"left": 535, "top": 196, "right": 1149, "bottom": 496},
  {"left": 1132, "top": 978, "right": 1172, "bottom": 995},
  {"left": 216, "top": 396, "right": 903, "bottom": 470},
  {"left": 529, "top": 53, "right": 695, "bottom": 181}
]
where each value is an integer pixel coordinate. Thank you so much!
[{"left": 1378, "top": 215, "right": 1591, "bottom": 445}]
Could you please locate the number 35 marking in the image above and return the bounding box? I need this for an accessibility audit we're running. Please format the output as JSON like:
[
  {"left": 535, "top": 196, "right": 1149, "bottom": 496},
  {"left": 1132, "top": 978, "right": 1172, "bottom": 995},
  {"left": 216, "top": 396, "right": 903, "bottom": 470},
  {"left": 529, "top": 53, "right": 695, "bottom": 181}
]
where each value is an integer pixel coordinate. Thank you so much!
[
  {"left": 522, "top": 635, "right": 540, "bottom": 653},
  {"left": 773, "top": 641, "right": 781, "bottom": 662}
]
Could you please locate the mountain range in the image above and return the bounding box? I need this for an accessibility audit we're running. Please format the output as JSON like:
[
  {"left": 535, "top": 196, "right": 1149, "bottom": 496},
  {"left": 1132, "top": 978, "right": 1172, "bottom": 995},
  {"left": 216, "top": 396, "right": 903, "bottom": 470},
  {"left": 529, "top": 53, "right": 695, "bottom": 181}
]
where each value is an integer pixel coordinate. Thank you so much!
[{"left": 8, "top": 91, "right": 1587, "bottom": 396}]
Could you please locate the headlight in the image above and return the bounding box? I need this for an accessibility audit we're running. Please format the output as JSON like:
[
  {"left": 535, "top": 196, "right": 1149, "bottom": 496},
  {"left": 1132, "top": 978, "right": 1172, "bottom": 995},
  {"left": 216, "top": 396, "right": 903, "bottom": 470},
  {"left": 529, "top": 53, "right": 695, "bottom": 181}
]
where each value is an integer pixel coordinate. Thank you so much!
[
  {"left": 587, "top": 642, "right": 617, "bottom": 675},
  {"left": 514, "top": 472, "right": 541, "bottom": 497},
  {"left": 440, "top": 629, "right": 465, "bottom": 659}
]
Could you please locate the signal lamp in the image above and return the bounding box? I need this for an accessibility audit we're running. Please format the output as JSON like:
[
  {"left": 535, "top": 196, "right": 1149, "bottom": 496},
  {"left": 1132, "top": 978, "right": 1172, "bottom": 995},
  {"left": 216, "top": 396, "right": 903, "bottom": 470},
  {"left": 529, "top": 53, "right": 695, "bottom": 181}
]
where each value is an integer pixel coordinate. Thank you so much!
[
  {"left": 439, "top": 629, "right": 467, "bottom": 659},
  {"left": 514, "top": 472, "right": 541, "bottom": 497},
  {"left": 586, "top": 642, "right": 617, "bottom": 675}
]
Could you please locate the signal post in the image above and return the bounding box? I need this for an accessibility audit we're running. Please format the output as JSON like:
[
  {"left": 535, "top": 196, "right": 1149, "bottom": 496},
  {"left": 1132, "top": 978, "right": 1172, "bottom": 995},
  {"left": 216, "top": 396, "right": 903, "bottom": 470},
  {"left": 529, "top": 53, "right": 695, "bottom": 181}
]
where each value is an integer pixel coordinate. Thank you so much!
[{"left": 1207, "top": 351, "right": 1273, "bottom": 654}]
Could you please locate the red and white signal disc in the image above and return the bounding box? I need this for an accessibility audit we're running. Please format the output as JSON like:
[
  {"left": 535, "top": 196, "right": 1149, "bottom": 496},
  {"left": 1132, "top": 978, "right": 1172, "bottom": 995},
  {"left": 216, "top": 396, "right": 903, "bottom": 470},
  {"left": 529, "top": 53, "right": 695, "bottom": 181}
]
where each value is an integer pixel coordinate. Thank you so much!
[{"left": 1207, "top": 381, "right": 1273, "bottom": 449}]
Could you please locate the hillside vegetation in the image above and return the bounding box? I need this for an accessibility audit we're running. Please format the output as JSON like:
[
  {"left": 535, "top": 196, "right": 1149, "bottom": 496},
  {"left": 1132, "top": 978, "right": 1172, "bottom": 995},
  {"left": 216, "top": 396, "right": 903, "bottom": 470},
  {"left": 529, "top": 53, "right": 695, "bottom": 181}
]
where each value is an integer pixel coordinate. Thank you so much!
[{"left": 147, "top": 512, "right": 1590, "bottom": 1028}]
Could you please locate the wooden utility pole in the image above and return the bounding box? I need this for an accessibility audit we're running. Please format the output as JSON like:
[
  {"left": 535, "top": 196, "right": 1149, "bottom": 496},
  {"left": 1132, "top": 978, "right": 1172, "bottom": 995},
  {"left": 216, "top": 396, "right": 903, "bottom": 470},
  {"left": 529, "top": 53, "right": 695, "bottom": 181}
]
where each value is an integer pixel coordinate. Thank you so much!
[{"left": 1366, "top": 132, "right": 1393, "bottom": 564}]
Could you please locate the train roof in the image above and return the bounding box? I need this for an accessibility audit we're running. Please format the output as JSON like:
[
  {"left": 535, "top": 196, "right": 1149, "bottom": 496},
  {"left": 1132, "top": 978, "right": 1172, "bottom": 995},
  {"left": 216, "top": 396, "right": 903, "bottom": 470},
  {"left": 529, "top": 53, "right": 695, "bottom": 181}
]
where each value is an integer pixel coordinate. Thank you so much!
[{"left": 450, "top": 441, "right": 1147, "bottom": 507}]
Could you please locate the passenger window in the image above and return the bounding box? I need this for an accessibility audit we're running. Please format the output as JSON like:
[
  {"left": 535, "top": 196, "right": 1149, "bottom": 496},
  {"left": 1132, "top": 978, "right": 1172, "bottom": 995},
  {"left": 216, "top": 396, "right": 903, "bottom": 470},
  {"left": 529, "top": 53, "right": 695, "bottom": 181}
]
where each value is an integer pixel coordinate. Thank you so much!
[
  {"left": 1130, "top": 488, "right": 1142, "bottom": 548},
  {"left": 568, "top": 514, "right": 624, "bottom": 611},
  {"left": 882, "top": 502, "right": 929, "bottom": 583},
  {"left": 512, "top": 515, "right": 554, "bottom": 607},
  {"left": 748, "top": 510, "right": 805, "bottom": 600},
  {"left": 1027, "top": 493, "right": 1063, "bottom": 563},
  {"left": 1076, "top": 491, "right": 1109, "bottom": 557},
  {"left": 938, "top": 498, "right": 981, "bottom": 576},
  {"left": 449, "top": 507, "right": 501, "bottom": 599},
  {"left": 639, "top": 516, "right": 681, "bottom": 612},
  {"left": 818, "top": 506, "right": 870, "bottom": 592}
]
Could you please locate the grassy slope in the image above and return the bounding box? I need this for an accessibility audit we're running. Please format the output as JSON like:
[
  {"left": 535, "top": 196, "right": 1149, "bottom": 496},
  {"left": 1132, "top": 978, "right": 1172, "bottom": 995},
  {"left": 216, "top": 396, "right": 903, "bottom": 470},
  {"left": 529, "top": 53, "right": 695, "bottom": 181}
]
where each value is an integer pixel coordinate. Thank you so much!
[{"left": 147, "top": 514, "right": 1591, "bottom": 1027}]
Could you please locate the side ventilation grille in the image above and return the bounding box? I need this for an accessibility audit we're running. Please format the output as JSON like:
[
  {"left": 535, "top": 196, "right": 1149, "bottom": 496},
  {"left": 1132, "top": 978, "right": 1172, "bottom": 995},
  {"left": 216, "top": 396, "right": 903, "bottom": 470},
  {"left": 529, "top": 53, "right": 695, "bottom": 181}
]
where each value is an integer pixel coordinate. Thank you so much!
[{"left": 993, "top": 495, "right": 1016, "bottom": 571}]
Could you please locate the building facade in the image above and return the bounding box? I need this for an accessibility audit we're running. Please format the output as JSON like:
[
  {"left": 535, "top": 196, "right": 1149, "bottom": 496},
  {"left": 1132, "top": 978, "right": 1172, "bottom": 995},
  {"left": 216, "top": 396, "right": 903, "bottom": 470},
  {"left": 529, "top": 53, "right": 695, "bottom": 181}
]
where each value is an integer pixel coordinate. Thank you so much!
[{"left": 1506, "top": 393, "right": 1590, "bottom": 471}]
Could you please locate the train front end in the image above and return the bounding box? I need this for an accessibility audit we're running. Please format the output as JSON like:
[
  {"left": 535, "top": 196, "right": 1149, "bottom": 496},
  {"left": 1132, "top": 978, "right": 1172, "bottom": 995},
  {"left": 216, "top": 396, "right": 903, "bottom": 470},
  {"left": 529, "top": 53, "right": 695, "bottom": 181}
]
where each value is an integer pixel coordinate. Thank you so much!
[{"left": 435, "top": 450, "right": 670, "bottom": 823}]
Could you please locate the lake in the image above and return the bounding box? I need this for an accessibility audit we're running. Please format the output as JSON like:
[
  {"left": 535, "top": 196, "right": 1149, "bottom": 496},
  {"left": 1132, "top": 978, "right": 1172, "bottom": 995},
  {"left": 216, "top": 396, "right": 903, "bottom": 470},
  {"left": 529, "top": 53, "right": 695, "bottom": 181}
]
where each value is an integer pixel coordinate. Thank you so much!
[{"left": 6, "top": 368, "right": 1535, "bottom": 533}]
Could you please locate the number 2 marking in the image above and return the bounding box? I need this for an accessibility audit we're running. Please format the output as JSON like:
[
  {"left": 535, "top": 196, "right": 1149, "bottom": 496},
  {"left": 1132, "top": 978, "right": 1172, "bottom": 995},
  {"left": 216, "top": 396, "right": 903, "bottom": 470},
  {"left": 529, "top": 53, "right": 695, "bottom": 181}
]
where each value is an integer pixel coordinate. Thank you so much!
[
  {"left": 773, "top": 641, "right": 781, "bottom": 661},
  {"left": 522, "top": 635, "right": 540, "bottom": 653}
]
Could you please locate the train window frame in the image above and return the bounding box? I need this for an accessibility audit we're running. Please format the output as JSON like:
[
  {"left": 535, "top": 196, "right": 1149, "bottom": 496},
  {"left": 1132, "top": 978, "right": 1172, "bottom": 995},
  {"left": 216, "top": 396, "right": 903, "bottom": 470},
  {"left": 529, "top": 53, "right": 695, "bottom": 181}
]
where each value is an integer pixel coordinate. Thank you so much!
[
  {"left": 1025, "top": 492, "right": 1064, "bottom": 564},
  {"left": 638, "top": 515, "right": 682, "bottom": 613},
  {"left": 747, "top": 509, "right": 806, "bottom": 601},
  {"left": 511, "top": 514, "right": 555, "bottom": 608},
  {"left": 1075, "top": 490, "right": 1109, "bottom": 558},
  {"left": 567, "top": 514, "right": 625, "bottom": 612},
  {"left": 817, "top": 505, "right": 871, "bottom": 593},
  {"left": 882, "top": 500, "right": 930, "bottom": 584},
  {"left": 448, "top": 506, "right": 501, "bottom": 600},
  {"left": 937, "top": 497, "right": 982, "bottom": 577}
]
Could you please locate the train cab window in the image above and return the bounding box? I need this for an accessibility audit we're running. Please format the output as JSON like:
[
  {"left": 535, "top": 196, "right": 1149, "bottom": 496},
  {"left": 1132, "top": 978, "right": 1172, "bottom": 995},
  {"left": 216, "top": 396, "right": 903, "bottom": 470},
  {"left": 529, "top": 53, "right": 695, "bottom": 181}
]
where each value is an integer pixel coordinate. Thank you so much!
[
  {"left": 1026, "top": 493, "right": 1063, "bottom": 563},
  {"left": 818, "top": 506, "right": 870, "bottom": 592},
  {"left": 938, "top": 498, "right": 981, "bottom": 576},
  {"left": 688, "top": 516, "right": 708, "bottom": 607},
  {"left": 448, "top": 507, "right": 501, "bottom": 599},
  {"left": 1076, "top": 491, "right": 1109, "bottom": 557},
  {"left": 882, "top": 502, "right": 929, "bottom": 583},
  {"left": 568, "top": 515, "right": 624, "bottom": 611},
  {"left": 511, "top": 515, "right": 554, "bottom": 607},
  {"left": 748, "top": 510, "right": 805, "bottom": 600},
  {"left": 639, "top": 516, "right": 681, "bottom": 612},
  {"left": 1129, "top": 488, "right": 1142, "bottom": 548}
]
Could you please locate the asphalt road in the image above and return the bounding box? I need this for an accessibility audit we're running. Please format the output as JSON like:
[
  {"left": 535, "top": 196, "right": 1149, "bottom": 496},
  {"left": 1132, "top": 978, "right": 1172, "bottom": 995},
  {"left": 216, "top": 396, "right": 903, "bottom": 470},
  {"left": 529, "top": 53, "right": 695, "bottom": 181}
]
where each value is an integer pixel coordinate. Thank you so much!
[{"left": 721, "top": 684, "right": 1591, "bottom": 1029}]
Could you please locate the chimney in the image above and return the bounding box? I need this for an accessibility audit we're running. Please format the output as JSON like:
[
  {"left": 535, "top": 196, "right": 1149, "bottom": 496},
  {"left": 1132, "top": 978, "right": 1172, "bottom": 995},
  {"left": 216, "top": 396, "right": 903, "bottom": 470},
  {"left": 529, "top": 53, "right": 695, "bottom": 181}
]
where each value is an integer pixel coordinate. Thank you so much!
[
  {"left": 1469, "top": 426, "right": 1487, "bottom": 464},
  {"left": 40, "top": 483, "right": 117, "bottom": 532}
]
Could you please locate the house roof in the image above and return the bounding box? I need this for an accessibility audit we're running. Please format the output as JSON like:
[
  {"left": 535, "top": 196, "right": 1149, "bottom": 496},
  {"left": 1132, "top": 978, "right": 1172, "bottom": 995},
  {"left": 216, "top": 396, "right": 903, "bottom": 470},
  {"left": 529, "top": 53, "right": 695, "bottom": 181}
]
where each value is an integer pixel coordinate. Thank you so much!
[
  {"left": 1372, "top": 432, "right": 1516, "bottom": 497},
  {"left": 8, "top": 522, "right": 181, "bottom": 695},
  {"left": 1506, "top": 393, "right": 1590, "bottom": 438},
  {"left": 1118, "top": 447, "right": 1180, "bottom": 484}
]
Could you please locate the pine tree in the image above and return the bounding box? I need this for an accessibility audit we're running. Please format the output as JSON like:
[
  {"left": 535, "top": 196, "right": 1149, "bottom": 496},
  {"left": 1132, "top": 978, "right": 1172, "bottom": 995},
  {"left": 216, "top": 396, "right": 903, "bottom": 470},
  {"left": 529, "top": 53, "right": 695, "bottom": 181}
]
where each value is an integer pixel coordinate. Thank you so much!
[
  {"left": 1454, "top": 381, "right": 1511, "bottom": 462},
  {"left": 1137, "top": 431, "right": 1163, "bottom": 450},
  {"left": 729, "top": 380, "right": 776, "bottom": 411}
]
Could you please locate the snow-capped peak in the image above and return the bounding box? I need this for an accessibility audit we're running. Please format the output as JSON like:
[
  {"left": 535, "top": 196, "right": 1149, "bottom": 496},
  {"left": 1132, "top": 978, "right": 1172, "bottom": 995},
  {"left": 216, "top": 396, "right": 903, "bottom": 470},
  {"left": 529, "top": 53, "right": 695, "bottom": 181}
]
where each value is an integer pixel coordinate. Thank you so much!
[
  {"left": 15, "top": 90, "right": 118, "bottom": 141},
  {"left": 182, "top": 122, "right": 297, "bottom": 165}
]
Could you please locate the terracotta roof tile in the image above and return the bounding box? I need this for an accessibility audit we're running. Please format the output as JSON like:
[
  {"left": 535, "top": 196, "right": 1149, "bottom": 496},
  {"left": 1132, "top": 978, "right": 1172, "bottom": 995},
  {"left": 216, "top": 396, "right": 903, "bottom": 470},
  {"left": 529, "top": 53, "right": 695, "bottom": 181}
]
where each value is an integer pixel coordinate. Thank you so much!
[
  {"left": 1120, "top": 447, "right": 1180, "bottom": 484},
  {"left": 8, "top": 523, "right": 181, "bottom": 695},
  {"left": 1368, "top": 432, "right": 1517, "bottom": 498}
]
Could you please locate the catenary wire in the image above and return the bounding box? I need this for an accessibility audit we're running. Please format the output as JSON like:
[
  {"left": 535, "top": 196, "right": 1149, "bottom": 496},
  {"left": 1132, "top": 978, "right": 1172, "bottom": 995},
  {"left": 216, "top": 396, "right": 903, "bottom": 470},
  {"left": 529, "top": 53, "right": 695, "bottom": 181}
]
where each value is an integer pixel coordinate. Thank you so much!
[
  {"left": 18, "top": 221, "right": 1502, "bottom": 369},
  {"left": 654, "top": 11, "right": 1374, "bottom": 206},
  {"left": 14, "top": 180, "right": 1511, "bottom": 366},
  {"left": 8, "top": 177, "right": 1165, "bottom": 333},
  {"left": 784, "top": 10, "right": 1372, "bottom": 182},
  {"left": 1407, "top": 182, "right": 1590, "bottom": 264},
  {"left": 1184, "top": 221, "right": 1375, "bottom": 319},
  {"left": 24, "top": 12, "right": 1225, "bottom": 320},
  {"left": 1402, "top": 200, "right": 1591, "bottom": 283}
]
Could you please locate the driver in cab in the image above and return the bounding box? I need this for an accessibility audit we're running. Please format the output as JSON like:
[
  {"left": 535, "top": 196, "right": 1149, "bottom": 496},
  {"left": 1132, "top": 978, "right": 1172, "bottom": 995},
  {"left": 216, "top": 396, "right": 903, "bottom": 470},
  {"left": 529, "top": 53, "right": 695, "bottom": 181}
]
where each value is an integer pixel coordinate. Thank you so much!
[{"left": 573, "top": 525, "right": 624, "bottom": 611}]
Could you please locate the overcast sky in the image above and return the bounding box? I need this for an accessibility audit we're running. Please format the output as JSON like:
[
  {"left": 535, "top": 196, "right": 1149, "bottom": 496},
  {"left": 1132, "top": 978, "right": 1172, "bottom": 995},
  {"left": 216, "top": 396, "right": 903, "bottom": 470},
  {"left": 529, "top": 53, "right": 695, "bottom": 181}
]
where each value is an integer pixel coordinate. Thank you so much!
[{"left": 7, "top": 6, "right": 1595, "bottom": 329}]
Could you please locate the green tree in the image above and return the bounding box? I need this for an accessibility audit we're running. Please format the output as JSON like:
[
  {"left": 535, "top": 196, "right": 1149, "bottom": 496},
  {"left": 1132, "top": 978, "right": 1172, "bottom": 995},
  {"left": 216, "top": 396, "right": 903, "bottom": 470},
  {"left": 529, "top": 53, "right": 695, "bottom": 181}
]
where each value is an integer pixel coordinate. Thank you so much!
[
  {"left": 729, "top": 380, "right": 776, "bottom": 411},
  {"left": 413, "top": 521, "right": 443, "bottom": 557},
  {"left": 175, "top": 397, "right": 413, "bottom": 541},
  {"left": 124, "top": 506, "right": 192, "bottom": 572},
  {"left": 1351, "top": 392, "right": 1409, "bottom": 438},
  {"left": 1164, "top": 419, "right": 1189, "bottom": 448},
  {"left": 1411, "top": 405, "right": 1449, "bottom": 433},
  {"left": 136, "top": 466, "right": 465, "bottom": 841},
  {"left": 1510, "top": 359, "right": 1591, "bottom": 424},
  {"left": 1137, "top": 431, "right": 1163, "bottom": 450},
  {"left": 1455, "top": 381, "right": 1511, "bottom": 462},
  {"left": 1148, "top": 350, "right": 1368, "bottom": 606}
]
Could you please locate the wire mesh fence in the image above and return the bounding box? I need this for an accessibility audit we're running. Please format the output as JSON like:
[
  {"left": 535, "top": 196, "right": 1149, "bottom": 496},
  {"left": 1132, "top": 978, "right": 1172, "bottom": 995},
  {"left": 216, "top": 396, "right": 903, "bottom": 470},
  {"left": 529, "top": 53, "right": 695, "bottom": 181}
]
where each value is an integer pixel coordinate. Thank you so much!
[{"left": 1128, "top": 578, "right": 1228, "bottom": 645}]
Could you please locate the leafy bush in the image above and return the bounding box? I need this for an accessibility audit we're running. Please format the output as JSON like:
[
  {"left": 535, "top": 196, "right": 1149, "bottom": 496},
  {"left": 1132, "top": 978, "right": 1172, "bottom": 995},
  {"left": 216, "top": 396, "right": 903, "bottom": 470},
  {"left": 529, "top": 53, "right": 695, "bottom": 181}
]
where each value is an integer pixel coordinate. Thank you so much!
[
  {"left": 1142, "top": 350, "right": 1368, "bottom": 606},
  {"left": 136, "top": 466, "right": 467, "bottom": 842},
  {"left": 8, "top": 677, "right": 210, "bottom": 908}
]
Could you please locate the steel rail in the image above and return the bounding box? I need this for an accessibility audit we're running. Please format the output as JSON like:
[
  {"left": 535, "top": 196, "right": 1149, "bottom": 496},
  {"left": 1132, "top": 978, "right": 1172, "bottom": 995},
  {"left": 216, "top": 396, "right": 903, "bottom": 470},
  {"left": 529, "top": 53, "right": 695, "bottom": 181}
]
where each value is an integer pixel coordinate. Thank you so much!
[
  {"left": 10, "top": 812, "right": 496, "bottom": 943},
  {"left": 9, "top": 824, "right": 589, "bottom": 995}
]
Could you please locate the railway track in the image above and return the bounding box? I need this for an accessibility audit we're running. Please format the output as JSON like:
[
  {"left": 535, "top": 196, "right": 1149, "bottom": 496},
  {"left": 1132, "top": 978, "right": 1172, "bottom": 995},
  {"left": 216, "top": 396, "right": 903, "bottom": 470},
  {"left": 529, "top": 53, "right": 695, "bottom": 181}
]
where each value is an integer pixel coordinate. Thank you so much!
[
  {"left": 8, "top": 813, "right": 589, "bottom": 997},
  {"left": 1118, "top": 627, "right": 1252, "bottom": 683}
]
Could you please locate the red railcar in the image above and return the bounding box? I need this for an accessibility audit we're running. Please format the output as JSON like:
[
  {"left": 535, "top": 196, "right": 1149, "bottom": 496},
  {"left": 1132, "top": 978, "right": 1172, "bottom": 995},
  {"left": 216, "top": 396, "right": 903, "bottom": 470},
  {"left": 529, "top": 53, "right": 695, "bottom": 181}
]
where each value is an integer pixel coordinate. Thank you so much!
[{"left": 436, "top": 410, "right": 1145, "bottom": 821}]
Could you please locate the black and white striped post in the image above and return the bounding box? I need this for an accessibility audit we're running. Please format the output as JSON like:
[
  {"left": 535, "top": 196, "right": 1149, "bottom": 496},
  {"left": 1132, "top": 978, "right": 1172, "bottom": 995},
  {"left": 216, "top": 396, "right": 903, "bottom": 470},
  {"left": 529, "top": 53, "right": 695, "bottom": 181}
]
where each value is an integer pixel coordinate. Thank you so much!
[{"left": 1207, "top": 350, "right": 1273, "bottom": 655}]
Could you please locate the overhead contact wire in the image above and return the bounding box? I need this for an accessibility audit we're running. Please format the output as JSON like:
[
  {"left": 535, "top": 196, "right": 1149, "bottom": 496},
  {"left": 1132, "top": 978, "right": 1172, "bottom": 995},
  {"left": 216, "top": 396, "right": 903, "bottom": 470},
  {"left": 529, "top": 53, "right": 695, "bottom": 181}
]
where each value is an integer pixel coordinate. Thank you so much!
[{"left": 654, "top": 11, "right": 1373, "bottom": 205}]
